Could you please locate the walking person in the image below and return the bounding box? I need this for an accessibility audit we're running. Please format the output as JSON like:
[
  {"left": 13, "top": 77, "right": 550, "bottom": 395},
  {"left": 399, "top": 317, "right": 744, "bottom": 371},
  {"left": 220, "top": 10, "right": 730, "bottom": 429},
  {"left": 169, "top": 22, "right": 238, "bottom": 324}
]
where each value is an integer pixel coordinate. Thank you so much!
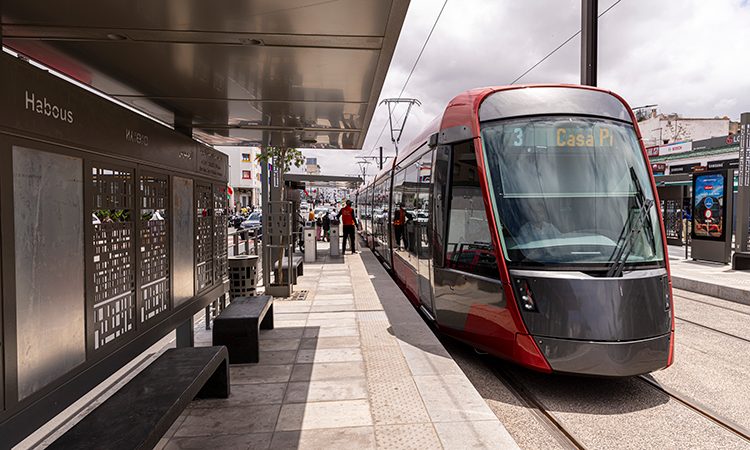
[
  {"left": 316, "top": 215, "right": 323, "bottom": 241},
  {"left": 337, "top": 200, "right": 357, "bottom": 254},
  {"left": 322, "top": 211, "right": 331, "bottom": 242}
]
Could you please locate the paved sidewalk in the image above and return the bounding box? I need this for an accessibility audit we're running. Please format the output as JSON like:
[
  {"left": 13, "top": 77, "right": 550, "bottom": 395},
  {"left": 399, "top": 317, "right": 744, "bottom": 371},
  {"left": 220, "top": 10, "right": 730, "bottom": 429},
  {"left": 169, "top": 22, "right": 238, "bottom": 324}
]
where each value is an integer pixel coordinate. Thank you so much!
[
  {"left": 667, "top": 245, "right": 750, "bottom": 305},
  {"left": 158, "top": 245, "right": 519, "bottom": 449}
]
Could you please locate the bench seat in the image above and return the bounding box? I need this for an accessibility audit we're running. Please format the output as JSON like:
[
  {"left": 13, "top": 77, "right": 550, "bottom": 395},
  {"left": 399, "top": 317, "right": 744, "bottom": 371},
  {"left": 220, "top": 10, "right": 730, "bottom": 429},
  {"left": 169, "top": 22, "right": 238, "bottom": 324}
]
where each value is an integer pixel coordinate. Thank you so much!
[
  {"left": 49, "top": 346, "right": 230, "bottom": 450},
  {"left": 213, "top": 295, "right": 274, "bottom": 364},
  {"left": 274, "top": 255, "right": 304, "bottom": 283}
]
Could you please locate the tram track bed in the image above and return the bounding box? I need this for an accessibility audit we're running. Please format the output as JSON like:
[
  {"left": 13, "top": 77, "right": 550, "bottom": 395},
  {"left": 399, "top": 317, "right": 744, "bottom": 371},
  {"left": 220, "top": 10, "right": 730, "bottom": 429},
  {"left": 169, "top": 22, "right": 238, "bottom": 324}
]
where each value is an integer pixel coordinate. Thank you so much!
[{"left": 437, "top": 289, "right": 750, "bottom": 449}]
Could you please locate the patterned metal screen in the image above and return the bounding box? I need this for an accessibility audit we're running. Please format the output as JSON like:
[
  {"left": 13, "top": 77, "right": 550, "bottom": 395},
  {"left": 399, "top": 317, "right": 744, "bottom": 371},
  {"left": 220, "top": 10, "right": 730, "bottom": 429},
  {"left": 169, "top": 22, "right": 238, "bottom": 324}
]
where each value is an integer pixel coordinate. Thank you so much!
[
  {"left": 195, "top": 182, "right": 214, "bottom": 292},
  {"left": 214, "top": 184, "right": 228, "bottom": 283},
  {"left": 91, "top": 166, "right": 136, "bottom": 350},
  {"left": 139, "top": 174, "right": 170, "bottom": 323},
  {"left": 663, "top": 199, "right": 683, "bottom": 242}
]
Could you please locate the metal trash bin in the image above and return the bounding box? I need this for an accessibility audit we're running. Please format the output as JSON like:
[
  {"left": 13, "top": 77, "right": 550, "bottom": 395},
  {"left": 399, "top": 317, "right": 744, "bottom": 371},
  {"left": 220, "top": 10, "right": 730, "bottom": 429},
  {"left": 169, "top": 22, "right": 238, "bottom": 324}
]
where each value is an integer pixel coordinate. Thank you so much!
[
  {"left": 229, "top": 255, "right": 259, "bottom": 299},
  {"left": 330, "top": 225, "right": 340, "bottom": 256},
  {"left": 304, "top": 227, "right": 317, "bottom": 262}
]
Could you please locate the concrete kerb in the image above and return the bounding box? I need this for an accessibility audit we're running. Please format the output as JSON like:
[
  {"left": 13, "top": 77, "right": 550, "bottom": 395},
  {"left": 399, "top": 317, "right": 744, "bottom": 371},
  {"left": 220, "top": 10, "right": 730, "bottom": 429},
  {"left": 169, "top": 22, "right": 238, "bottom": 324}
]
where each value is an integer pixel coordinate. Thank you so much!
[{"left": 671, "top": 276, "right": 750, "bottom": 307}]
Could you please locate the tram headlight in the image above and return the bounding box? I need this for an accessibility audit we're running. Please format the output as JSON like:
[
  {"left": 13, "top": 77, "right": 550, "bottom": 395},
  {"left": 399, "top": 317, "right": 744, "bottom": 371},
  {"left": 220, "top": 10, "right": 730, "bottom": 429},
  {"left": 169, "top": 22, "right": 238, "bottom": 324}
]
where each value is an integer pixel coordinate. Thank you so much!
[{"left": 515, "top": 278, "right": 538, "bottom": 312}]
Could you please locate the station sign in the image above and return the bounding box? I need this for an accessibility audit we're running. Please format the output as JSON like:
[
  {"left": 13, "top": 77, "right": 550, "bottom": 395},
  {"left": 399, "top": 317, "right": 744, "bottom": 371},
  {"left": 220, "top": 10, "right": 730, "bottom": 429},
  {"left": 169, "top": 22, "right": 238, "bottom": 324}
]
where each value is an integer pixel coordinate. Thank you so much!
[
  {"left": 646, "top": 145, "right": 660, "bottom": 157},
  {"left": 0, "top": 53, "right": 227, "bottom": 181}
]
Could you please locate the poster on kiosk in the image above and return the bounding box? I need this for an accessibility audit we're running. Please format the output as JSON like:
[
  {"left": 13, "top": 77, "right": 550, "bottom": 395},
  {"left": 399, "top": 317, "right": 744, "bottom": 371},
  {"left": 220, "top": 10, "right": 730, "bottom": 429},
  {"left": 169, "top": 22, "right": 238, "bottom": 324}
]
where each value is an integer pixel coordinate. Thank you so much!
[{"left": 691, "top": 170, "right": 733, "bottom": 263}]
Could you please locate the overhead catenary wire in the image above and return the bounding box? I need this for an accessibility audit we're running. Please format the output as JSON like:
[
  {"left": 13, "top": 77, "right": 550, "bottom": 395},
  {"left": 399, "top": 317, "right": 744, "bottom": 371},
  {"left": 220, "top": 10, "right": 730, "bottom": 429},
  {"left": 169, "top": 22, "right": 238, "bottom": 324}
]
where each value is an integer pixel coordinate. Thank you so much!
[
  {"left": 509, "top": 0, "right": 625, "bottom": 85},
  {"left": 366, "top": 0, "right": 449, "bottom": 157}
]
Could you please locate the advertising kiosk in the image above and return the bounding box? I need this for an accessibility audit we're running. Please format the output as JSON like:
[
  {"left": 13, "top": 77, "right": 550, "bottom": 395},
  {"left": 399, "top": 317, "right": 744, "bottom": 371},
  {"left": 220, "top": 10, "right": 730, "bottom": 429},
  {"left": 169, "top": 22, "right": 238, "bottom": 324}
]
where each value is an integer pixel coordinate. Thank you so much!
[{"left": 691, "top": 169, "right": 734, "bottom": 263}]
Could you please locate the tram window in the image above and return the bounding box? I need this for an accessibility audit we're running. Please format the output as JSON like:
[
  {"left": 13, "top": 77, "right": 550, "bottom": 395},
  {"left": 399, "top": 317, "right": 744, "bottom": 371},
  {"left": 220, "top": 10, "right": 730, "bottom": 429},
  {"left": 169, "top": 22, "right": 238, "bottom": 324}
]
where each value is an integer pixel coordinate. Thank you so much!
[
  {"left": 445, "top": 142, "right": 499, "bottom": 279},
  {"left": 403, "top": 163, "right": 420, "bottom": 264}
]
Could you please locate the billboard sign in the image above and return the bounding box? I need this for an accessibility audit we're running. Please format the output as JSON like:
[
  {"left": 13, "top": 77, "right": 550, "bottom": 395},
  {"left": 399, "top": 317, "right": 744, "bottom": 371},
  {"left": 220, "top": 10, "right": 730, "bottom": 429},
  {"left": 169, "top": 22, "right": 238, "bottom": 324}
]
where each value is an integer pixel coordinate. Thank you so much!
[{"left": 691, "top": 171, "right": 728, "bottom": 241}]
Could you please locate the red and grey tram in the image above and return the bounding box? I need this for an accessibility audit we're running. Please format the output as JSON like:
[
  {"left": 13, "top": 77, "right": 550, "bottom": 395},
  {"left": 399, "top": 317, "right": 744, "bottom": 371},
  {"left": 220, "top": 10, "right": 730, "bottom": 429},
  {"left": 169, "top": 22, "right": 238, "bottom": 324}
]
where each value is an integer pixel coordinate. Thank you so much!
[{"left": 356, "top": 85, "right": 674, "bottom": 377}]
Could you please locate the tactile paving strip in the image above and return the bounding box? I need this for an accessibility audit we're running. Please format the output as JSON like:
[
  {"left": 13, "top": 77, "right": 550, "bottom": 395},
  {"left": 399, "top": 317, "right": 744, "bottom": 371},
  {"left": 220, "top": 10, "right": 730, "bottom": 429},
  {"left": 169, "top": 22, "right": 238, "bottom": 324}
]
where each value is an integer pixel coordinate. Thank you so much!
[
  {"left": 368, "top": 378, "right": 431, "bottom": 425},
  {"left": 362, "top": 346, "right": 412, "bottom": 380},
  {"left": 358, "top": 320, "right": 399, "bottom": 348},
  {"left": 356, "top": 311, "right": 389, "bottom": 322},
  {"left": 374, "top": 423, "right": 443, "bottom": 450}
]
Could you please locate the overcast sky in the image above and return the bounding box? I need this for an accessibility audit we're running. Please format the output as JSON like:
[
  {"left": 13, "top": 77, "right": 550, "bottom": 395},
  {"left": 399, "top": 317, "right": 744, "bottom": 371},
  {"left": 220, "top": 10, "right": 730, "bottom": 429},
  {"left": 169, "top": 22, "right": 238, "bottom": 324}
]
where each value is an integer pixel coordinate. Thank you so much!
[{"left": 300, "top": 0, "right": 750, "bottom": 182}]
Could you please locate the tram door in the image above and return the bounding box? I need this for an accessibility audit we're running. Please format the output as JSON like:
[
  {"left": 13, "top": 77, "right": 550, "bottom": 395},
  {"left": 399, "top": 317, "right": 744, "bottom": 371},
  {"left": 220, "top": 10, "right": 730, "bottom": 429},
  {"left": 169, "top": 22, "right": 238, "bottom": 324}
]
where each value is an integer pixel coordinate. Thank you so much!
[{"left": 417, "top": 149, "right": 435, "bottom": 314}]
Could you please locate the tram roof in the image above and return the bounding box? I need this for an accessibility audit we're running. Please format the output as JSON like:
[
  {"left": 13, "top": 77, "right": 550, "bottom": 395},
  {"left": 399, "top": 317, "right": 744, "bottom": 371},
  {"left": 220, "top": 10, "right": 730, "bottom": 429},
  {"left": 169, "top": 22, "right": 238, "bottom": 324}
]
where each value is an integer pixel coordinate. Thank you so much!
[{"left": 1, "top": 0, "right": 409, "bottom": 149}]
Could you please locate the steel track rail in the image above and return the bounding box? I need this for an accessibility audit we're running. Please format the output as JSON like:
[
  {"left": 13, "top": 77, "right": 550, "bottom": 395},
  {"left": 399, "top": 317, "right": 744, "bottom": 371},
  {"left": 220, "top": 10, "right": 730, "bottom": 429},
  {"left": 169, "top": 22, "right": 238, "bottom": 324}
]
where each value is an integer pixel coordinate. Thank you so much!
[
  {"left": 488, "top": 361, "right": 586, "bottom": 450},
  {"left": 673, "top": 292, "right": 750, "bottom": 317},
  {"left": 675, "top": 316, "right": 750, "bottom": 344},
  {"left": 637, "top": 375, "right": 750, "bottom": 443}
]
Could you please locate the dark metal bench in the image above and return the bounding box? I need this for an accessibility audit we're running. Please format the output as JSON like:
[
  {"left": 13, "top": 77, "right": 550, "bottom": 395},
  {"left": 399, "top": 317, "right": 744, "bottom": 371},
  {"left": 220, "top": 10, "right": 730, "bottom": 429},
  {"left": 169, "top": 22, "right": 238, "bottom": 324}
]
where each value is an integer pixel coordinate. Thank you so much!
[
  {"left": 48, "top": 346, "right": 230, "bottom": 450},
  {"left": 275, "top": 255, "right": 304, "bottom": 284},
  {"left": 733, "top": 252, "right": 750, "bottom": 270},
  {"left": 213, "top": 295, "right": 274, "bottom": 364}
]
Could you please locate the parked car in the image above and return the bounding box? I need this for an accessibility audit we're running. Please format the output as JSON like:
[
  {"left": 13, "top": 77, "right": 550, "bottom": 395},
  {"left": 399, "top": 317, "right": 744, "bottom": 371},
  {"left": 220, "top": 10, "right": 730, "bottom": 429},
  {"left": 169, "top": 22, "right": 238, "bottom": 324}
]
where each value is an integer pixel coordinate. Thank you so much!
[{"left": 240, "top": 212, "right": 262, "bottom": 235}]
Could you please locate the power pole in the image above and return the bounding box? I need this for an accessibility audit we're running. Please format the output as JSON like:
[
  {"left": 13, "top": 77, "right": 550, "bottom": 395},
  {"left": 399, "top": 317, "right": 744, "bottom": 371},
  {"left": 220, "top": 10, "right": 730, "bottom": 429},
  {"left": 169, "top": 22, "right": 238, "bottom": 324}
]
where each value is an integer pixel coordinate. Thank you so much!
[
  {"left": 581, "top": 0, "right": 598, "bottom": 86},
  {"left": 379, "top": 146, "right": 383, "bottom": 169},
  {"left": 380, "top": 98, "right": 421, "bottom": 156}
]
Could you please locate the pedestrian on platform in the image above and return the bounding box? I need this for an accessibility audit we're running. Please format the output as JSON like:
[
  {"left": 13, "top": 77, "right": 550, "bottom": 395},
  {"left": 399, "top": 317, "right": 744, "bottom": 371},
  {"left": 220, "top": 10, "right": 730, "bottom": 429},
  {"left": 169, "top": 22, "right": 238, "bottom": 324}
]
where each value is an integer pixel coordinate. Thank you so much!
[
  {"left": 337, "top": 200, "right": 357, "bottom": 254},
  {"left": 316, "top": 216, "right": 323, "bottom": 241},
  {"left": 322, "top": 211, "right": 331, "bottom": 241}
]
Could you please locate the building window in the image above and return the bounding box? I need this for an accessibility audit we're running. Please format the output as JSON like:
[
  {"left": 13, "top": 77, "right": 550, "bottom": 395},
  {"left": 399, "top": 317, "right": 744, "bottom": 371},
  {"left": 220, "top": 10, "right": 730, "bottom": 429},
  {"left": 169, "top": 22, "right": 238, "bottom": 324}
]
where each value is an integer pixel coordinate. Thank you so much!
[
  {"left": 241, "top": 153, "right": 251, "bottom": 162},
  {"left": 242, "top": 170, "right": 252, "bottom": 179}
]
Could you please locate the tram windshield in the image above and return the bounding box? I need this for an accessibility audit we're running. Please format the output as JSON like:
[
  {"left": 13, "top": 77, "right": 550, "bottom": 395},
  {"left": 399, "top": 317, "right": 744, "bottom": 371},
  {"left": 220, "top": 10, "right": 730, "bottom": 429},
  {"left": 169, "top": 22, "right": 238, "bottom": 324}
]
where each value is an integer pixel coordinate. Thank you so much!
[{"left": 481, "top": 116, "right": 665, "bottom": 269}]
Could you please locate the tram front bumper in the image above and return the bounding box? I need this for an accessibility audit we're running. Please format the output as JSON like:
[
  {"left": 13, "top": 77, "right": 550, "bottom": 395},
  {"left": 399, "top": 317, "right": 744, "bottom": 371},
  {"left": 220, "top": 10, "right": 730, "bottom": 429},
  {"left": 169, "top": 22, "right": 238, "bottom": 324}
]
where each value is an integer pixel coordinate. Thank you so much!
[{"left": 533, "top": 333, "right": 671, "bottom": 377}]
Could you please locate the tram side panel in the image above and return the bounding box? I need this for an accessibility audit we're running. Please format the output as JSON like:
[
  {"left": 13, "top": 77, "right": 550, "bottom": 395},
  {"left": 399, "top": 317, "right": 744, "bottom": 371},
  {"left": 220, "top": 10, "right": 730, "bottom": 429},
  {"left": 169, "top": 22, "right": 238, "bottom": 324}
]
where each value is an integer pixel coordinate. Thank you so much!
[{"left": 430, "top": 140, "right": 519, "bottom": 361}]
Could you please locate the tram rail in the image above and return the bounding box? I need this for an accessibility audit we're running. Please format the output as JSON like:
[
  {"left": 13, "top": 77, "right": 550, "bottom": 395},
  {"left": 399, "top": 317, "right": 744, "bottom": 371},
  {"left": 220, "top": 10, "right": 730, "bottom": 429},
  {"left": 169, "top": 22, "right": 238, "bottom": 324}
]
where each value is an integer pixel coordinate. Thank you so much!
[
  {"left": 673, "top": 292, "right": 750, "bottom": 317},
  {"left": 487, "top": 360, "right": 586, "bottom": 450},
  {"left": 637, "top": 375, "right": 750, "bottom": 443}
]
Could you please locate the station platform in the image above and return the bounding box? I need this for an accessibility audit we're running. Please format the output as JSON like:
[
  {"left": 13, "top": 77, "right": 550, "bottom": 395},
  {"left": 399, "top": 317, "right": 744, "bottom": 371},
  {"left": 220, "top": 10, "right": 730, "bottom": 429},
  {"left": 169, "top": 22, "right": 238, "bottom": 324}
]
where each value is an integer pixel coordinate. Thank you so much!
[
  {"left": 157, "top": 243, "right": 519, "bottom": 449},
  {"left": 667, "top": 245, "right": 750, "bottom": 306}
]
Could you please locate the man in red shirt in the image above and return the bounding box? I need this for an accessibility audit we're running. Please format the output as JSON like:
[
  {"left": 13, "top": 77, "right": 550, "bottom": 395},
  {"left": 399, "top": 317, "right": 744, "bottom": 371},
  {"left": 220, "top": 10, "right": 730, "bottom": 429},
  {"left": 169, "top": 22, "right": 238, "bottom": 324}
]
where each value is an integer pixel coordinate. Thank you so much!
[{"left": 337, "top": 200, "right": 357, "bottom": 254}]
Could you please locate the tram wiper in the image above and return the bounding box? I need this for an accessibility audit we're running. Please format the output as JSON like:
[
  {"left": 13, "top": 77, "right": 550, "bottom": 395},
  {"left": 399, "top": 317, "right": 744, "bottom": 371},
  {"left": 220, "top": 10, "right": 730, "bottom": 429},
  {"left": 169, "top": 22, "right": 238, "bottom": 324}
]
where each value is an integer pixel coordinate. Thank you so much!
[{"left": 606, "top": 167, "right": 655, "bottom": 278}]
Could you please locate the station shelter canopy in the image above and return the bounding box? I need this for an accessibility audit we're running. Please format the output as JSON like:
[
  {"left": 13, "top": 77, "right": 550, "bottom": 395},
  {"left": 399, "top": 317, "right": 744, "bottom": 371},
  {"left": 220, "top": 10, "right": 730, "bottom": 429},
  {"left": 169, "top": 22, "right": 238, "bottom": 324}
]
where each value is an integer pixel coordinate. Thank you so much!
[
  {"left": 1, "top": 0, "right": 410, "bottom": 149},
  {"left": 286, "top": 173, "right": 364, "bottom": 190}
]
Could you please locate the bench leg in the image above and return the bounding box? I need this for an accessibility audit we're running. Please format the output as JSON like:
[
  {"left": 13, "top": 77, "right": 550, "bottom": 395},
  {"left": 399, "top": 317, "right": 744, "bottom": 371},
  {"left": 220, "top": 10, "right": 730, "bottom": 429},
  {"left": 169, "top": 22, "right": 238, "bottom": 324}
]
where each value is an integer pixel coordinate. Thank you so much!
[
  {"left": 176, "top": 318, "right": 194, "bottom": 347},
  {"left": 196, "top": 357, "right": 230, "bottom": 399},
  {"left": 260, "top": 303, "right": 274, "bottom": 330}
]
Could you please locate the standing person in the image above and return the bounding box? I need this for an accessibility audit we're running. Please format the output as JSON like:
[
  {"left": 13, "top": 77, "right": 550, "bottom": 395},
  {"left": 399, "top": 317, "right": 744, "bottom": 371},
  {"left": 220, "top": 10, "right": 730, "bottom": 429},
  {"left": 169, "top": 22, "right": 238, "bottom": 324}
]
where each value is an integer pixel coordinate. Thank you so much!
[
  {"left": 337, "top": 200, "right": 357, "bottom": 254},
  {"left": 316, "top": 215, "right": 323, "bottom": 241},
  {"left": 322, "top": 211, "right": 331, "bottom": 242},
  {"left": 393, "top": 203, "right": 412, "bottom": 250}
]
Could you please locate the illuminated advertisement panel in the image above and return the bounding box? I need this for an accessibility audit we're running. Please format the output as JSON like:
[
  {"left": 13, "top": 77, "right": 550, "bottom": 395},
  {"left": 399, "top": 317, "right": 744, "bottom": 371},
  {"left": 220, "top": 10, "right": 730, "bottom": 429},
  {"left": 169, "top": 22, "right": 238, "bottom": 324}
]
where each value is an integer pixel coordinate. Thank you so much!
[{"left": 691, "top": 171, "right": 727, "bottom": 241}]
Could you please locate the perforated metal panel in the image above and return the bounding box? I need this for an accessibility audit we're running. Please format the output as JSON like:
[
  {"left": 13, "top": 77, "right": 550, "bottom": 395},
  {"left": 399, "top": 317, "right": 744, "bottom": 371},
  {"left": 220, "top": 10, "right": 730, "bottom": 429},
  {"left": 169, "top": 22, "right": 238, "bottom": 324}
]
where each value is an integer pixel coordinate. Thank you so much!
[
  {"left": 91, "top": 166, "right": 136, "bottom": 349},
  {"left": 139, "top": 174, "right": 169, "bottom": 323},
  {"left": 195, "top": 182, "right": 214, "bottom": 292},
  {"left": 663, "top": 199, "right": 682, "bottom": 242},
  {"left": 213, "top": 184, "right": 228, "bottom": 283}
]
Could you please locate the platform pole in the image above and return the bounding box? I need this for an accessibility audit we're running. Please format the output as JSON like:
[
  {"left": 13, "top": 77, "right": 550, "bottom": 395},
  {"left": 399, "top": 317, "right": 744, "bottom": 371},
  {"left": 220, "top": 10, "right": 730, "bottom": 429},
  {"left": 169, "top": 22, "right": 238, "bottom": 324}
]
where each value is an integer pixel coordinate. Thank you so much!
[{"left": 581, "top": 0, "right": 598, "bottom": 86}]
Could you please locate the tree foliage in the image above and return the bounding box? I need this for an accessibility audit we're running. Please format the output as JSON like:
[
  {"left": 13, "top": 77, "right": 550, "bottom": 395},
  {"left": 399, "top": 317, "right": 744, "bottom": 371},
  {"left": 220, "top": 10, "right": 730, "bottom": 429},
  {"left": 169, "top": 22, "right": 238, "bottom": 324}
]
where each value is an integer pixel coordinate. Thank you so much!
[{"left": 255, "top": 146, "right": 305, "bottom": 174}]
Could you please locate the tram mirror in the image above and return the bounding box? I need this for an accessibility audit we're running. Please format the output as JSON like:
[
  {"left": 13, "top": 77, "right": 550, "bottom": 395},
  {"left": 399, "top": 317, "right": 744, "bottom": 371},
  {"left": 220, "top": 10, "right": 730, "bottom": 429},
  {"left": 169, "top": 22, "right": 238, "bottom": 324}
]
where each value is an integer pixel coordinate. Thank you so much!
[{"left": 429, "top": 132, "right": 439, "bottom": 147}]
